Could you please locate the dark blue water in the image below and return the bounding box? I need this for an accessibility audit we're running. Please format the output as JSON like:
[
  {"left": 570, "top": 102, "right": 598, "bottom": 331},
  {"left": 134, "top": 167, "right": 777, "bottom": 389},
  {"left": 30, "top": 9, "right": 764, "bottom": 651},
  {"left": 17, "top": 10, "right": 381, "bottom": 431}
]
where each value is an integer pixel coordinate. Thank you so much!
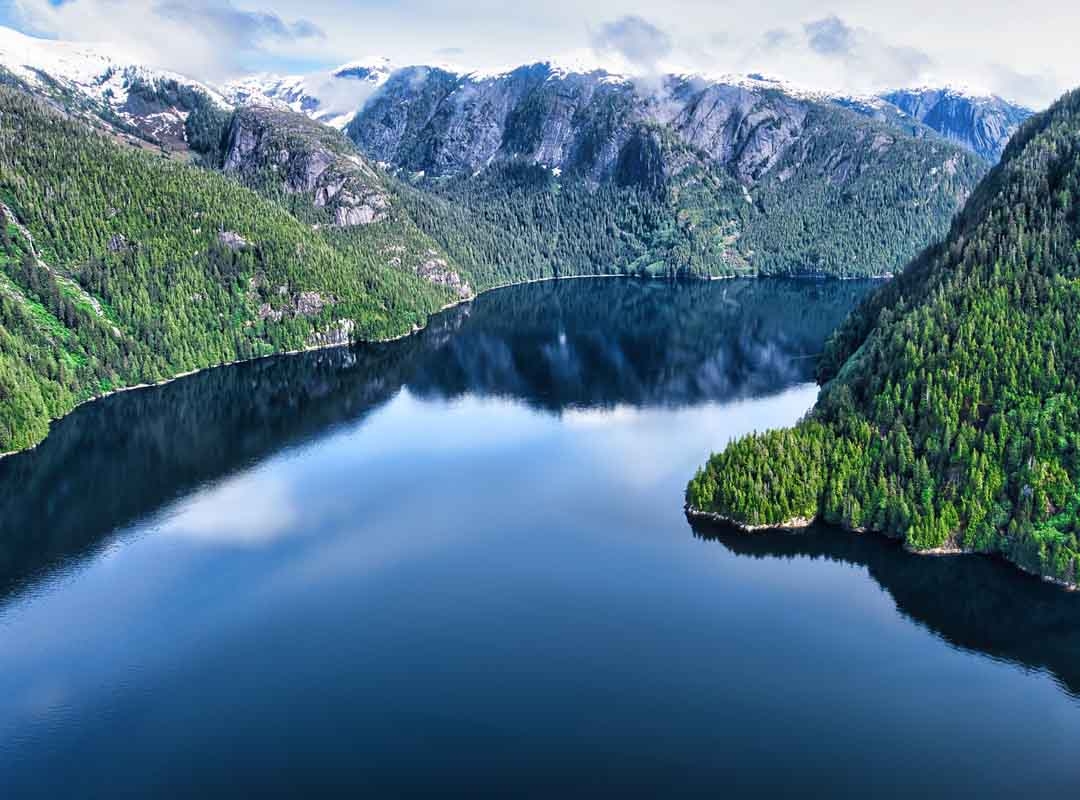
[{"left": 2, "top": 279, "right": 1079, "bottom": 797}]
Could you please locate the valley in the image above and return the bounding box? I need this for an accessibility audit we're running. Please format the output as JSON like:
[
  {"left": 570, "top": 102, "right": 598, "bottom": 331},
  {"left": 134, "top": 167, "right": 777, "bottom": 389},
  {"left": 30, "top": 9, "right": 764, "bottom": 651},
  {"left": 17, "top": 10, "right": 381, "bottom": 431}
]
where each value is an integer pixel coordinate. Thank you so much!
[
  {"left": 0, "top": 24, "right": 1030, "bottom": 456},
  {"left": 1, "top": 7, "right": 1079, "bottom": 796}
]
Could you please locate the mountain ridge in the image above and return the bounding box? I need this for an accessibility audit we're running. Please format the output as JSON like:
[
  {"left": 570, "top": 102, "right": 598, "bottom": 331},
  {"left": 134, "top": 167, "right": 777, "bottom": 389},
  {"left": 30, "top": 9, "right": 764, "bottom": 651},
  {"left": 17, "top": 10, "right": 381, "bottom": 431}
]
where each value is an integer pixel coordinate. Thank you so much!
[
  {"left": 0, "top": 25, "right": 1035, "bottom": 457},
  {"left": 344, "top": 60, "right": 986, "bottom": 278}
]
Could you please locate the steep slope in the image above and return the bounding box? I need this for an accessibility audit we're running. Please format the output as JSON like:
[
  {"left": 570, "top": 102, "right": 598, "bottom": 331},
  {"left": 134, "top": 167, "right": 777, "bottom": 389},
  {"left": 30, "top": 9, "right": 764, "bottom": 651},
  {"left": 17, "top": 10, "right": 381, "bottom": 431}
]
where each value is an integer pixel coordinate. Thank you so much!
[
  {"left": 0, "top": 86, "right": 460, "bottom": 454},
  {"left": 222, "top": 105, "right": 392, "bottom": 227},
  {"left": 881, "top": 87, "right": 1032, "bottom": 162},
  {"left": 218, "top": 104, "right": 476, "bottom": 299},
  {"left": 346, "top": 64, "right": 986, "bottom": 278},
  {"left": 686, "top": 89, "right": 1080, "bottom": 588},
  {"left": 0, "top": 25, "right": 230, "bottom": 159}
]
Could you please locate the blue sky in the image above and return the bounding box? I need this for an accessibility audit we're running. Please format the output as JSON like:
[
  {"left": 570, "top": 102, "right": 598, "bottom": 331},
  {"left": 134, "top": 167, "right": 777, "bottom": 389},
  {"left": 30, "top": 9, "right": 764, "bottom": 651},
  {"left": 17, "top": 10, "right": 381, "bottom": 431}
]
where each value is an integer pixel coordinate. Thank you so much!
[{"left": 0, "top": 0, "right": 1073, "bottom": 106}]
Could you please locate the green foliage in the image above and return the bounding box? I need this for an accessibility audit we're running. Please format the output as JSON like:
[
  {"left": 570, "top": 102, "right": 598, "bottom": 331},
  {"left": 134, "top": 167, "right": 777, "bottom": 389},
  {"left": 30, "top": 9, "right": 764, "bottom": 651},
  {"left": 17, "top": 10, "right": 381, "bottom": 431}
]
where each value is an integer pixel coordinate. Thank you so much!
[
  {"left": 738, "top": 105, "right": 985, "bottom": 277},
  {"left": 396, "top": 108, "right": 984, "bottom": 282},
  {"left": 397, "top": 161, "right": 705, "bottom": 284},
  {"left": 124, "top": 75, "right": 233, "bottom": 162},
  {"left": 0, "top": 87, "right": 456, "bottom": 453},
  {"left": 689, "top": 89, "right": 1080, "bottom": 587}
]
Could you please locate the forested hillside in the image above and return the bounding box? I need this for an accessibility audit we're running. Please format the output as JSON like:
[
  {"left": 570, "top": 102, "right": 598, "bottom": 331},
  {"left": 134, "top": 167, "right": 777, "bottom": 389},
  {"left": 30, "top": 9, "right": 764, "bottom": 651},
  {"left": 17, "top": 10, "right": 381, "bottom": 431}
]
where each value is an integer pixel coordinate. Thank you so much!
[
  {"left": 0, "top": 87, "right": 459, "bottom": 453},
  {"left": 349, "top": 65, "right": 986, "bottom": 278},
  {"left": 687, "top": 89, "right": 1080, "bottom": 588}
]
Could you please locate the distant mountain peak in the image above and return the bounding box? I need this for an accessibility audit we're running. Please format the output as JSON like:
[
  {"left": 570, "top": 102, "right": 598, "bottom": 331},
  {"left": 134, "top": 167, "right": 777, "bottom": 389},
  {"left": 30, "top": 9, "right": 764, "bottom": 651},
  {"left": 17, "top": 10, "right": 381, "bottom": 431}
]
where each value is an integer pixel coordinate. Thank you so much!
[
  {"left": 0, "top": 24, "right": 229, "bottom": 153},
  {"left": 879, "top": 86, "right": 1033, "bottom": 161},
  {"left": 332, "top": 56, "right": 393, "bottom": 76},
  {"left": 222, "top": 58, "right": 393, "bottom": 130}
]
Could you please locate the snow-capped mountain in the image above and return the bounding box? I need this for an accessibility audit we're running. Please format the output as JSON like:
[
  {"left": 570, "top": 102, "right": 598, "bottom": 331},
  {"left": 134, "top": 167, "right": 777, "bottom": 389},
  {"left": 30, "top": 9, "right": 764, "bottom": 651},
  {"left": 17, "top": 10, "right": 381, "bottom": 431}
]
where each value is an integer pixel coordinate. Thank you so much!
[
  {"left": 0, "top": 25, "right": 229, "bottom": 152},
  {"left": 0, "top": 24, "right": 1034, "bottom": 166},
  {"left": 338, "top": 60, "right": 1006, "bottom": 185},
  {"left": 222, "top": 58, "right": 393, "bottom": 130},
  {"left": 224, "top": 53, "right": 1031, "bottom": 166}
]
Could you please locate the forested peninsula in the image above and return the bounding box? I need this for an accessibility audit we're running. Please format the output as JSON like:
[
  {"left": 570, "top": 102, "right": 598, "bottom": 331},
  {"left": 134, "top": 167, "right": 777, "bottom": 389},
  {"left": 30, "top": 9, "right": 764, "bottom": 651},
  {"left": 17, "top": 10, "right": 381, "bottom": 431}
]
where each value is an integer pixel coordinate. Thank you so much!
[{"left": 687, "top": 89, "right": 1080, "bottom": 589}]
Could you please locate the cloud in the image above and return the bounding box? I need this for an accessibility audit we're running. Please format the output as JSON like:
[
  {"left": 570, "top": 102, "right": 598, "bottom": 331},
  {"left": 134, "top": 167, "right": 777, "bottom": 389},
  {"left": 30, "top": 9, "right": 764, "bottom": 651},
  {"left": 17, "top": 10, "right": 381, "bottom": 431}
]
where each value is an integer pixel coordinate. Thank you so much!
[
  {"left": 783, "top": 15, "right": 933, "bottom": 92},
  {"left": 590, "top": 15, "right": 672, "bottom": 74},
  {"left": 156, "top": 1, "right": 324, "bottom": 44},
  {"left": 804, "top": 16, "right": 855, "bottom": 57},
  {"left": 2, "top": 2, "right": 1070, "bottom": 108},
  {"left": 761, "top": 28, "right": 792, "bottom": 51},
  {"left": 986, "top": 64, "right": 1060, "bottom": 108},
  {"left": 9, "top": 0, "right": 328, "bottom": 79}
]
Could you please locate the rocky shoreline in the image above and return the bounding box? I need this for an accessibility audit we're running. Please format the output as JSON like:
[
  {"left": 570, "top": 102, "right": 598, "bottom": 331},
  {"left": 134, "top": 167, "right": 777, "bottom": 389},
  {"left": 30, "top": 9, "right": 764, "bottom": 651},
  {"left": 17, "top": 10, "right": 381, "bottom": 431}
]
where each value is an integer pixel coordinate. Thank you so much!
[
  {"left": 684, "top": 505, "right": 1080, "bottom": 592},
  {"left": 683, "top": 505, "right": 816, "bottom": 533}
]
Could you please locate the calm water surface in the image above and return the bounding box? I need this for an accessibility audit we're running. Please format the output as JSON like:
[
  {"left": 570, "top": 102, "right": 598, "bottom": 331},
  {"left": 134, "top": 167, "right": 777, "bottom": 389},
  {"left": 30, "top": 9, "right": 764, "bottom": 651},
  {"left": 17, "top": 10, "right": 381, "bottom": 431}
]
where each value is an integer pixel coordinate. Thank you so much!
[{"left": 2, "top": 279, "right": 1079, "bottom": 797}]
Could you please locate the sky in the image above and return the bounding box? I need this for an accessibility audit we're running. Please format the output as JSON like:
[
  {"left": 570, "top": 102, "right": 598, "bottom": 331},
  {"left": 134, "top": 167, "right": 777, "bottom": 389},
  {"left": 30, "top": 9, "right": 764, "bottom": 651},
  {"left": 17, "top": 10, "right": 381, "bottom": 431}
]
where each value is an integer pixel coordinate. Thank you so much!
[{"left": 0, "top": 0, "right": 1074, "bottom": 107}]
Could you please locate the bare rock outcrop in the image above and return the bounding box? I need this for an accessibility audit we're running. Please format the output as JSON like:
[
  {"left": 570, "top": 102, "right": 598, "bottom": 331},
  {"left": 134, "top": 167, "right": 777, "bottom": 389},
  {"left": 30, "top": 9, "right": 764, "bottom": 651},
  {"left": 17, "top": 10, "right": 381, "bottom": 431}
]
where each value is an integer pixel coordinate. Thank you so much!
[{"left": 223, "top": 106, "right": 390, "bottom": 227}]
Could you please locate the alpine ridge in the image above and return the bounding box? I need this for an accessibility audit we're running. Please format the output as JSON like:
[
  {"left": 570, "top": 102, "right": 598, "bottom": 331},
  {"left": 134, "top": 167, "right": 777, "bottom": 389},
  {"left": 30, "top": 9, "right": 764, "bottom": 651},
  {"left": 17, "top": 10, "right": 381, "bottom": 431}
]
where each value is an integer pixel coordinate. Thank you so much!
[
  {"left": 345, "top": 62, "right": 987, "bottom": 278},
  {"left": 881, "top": 86, "right": 1032, "bottom": 162}
]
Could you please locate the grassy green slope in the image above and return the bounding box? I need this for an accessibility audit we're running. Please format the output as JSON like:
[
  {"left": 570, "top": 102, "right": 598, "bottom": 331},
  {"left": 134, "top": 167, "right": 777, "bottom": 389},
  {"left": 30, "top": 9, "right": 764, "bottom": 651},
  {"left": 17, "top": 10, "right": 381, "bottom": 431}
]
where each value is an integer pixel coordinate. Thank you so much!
[{"left": 687, "top": 89, "right": 1080, "bottom": 587}]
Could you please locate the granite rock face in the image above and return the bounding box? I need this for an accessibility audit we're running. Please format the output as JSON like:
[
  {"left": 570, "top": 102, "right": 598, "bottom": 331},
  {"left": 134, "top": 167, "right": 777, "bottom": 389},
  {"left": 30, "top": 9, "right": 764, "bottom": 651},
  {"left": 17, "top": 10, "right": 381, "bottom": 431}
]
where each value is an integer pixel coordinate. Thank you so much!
[
  {"left": 417, "top": 253, "right": 474, "bottom": 300},
  {"left": 346, "top": 64, "right": 997, "bottom": 194},
  {"left": 223, "top": 106, "right": 390, "bottom": 227},
  {"left": 880, "top": 88, "right": 1032, "bottom": 162}
]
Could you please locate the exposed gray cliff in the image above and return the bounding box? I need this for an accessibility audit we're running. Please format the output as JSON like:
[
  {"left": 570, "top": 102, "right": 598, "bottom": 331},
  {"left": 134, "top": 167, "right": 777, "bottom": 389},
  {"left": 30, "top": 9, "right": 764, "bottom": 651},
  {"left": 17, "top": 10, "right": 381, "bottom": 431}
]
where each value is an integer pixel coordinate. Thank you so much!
[
  {"left": 346, "top": 66, "right": 990, "bottom": 189},
  {"left": 223, "top": 106, "right": 389, "bottom": 228},
  {"left": 879, "top": 88, "right": 1032, "bottom": 162}
]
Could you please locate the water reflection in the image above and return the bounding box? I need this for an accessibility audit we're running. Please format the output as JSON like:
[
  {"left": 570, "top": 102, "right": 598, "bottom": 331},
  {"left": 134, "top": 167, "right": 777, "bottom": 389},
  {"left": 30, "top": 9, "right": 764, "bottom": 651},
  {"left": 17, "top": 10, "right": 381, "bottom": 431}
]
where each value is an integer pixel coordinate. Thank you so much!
[
  {"left": 0, "top": 278, "right": 868, "bottom": 606},
  {"left": 691, "top": 519, "right": 1080, "bottom": 697},
  {"left": 3, "top": 277, "right": 1080, "bottom": 797},
  {"left": 410, "top": 279, "right": 865, "bottom": 409}
]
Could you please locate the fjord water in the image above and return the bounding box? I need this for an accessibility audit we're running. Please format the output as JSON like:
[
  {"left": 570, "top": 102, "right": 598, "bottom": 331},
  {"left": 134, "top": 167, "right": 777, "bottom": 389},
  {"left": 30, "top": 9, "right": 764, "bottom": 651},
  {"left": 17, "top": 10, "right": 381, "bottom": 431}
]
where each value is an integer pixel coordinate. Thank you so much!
[{"left": 2, "top": 279, "right": 1079, "bottom": 797}]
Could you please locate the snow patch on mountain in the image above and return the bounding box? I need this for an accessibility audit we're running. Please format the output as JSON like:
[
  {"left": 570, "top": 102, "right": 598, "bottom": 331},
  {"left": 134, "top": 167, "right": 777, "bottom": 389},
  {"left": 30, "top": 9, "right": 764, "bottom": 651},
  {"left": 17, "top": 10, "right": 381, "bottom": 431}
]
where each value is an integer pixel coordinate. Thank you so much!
[
  {"left": 0, "top": 25, "right": 226, "bottom": 108},
  {"left": 223, "top": 57, "right": 392, "bottom": 130},
  {"left": 0, "top": 25, "right": 230, "bottom": 152}
]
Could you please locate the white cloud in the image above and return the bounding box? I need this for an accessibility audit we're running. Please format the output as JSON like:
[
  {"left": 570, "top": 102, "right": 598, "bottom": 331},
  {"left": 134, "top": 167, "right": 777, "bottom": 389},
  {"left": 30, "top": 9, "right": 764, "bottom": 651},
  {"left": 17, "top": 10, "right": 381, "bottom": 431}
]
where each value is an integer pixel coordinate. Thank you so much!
[
  {"left": 162, "top": 471, "right": 303, "bottom": 544},
  {"left": 10, "top": 0, "right": 327, "bottom": 79},
  {"left": 4, "top": 1, "right": 1077, "bottom": 106},
  {"left": 590, "top": 15, "right": 672, "bottom": 74}
]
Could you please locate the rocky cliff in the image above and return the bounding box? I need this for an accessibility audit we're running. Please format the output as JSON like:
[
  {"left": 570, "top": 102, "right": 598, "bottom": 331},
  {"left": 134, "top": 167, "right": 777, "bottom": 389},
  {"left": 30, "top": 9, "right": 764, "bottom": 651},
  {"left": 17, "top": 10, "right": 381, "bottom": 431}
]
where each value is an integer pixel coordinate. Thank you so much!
[
  {"left": 347, "top": 67, "right": 987, "bottom": 186},
  {"left": 223, "top": 105, "right": 390, "bottom": 227},
  {"left": 881, "top": 87, "right": 1032, "bottom": 162},
  {"left": 347, "top": 65, "right": 987, "bottom": 278}
]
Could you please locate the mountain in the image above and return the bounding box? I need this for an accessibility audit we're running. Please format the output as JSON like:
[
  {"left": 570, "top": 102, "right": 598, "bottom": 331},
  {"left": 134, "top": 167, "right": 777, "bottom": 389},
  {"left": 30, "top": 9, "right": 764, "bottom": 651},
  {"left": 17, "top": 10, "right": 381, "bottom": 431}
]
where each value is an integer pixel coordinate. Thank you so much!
[
  {"left": 0, "top": 27, "right": 1029, "bottom": 456},
  {"left": 221, "top": 58, "right": 393, "bottom": 130},
  {"left": 0, "top": 46, "right": 654, "bottom": 455},
  {"left": 344, "top": 63, "right": 986, "bottom": 278},
  {"left": 346, "top": 65, "right": 962, "bottom": 184},
  {"left": 0, "top": 25, "right": 230, "bottom": 159},
  {"left": 221, "top": 104, "right": 392, "bottom": 227},
  {"left": 217, "top": 104, "right": 477, "bottom": 296},
  {"left": 0, "top": 84, "right": 474, "bottom": 454},
  {"left": 881, "top": 87, "right": 1032, "bottom": 162},
  {"left": 686, "top": 88, "right": 1080, "bottom": 589},
  {"left": 228, "top": 57, "right": 1031, "bottom": 166}
]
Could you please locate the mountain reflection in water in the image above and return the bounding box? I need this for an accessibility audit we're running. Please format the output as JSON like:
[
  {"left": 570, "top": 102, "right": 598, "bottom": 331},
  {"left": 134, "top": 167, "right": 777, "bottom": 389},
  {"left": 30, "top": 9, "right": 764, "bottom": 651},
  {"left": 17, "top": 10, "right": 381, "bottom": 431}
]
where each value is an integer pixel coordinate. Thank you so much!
[
  {"left": 691, "top": 520, "right": 1080, "bottom": 697},
  {"left": 3, "top": 277, "right": 1080, "bottom": 799},
  {"left": 0, "top": 278, "right": 863, "bottom": 604}
]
